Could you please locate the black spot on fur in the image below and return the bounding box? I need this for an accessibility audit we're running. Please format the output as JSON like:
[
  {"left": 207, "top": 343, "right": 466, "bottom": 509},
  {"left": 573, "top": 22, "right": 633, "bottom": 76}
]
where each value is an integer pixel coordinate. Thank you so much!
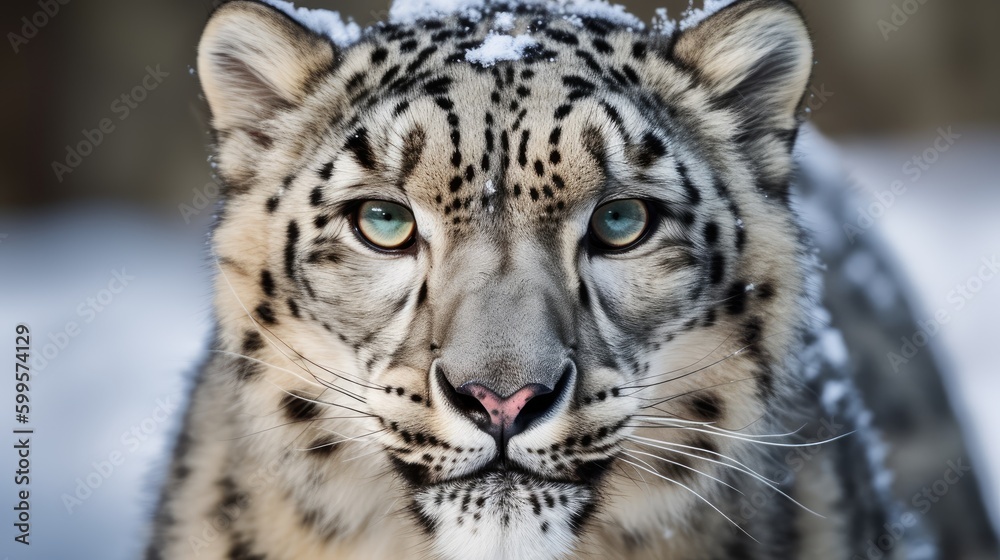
[
  {"left": 676, "top": 162, "right": 701, "bottom": 205},
  {"left": 545, "top": 28, "right": 578, "bottom": 45},
  {"left": 400, "top": 128, "right": 427, "bottom": 179},
  {"left": 308, "top": 435, "right": 341, "bottom": 457},
  {"left": 592, "top": 38, "right": 613, "bottom": 54},
  {"left": 371, "top": 47, "right": 388, "bottom": 64},
  {"left": 756, "top": 282, "right": 776, "bottom": 300},
  {"left": 689, "top": 392, "right": 723, "bottom": 422},
  {"left": 255, "top": 302, "right": 276, "bottom": 325},
  {"left": 319, "top": 161, "right": 333, "bottom": 180},
  {"left": 284, "top": 220, "right": 299, "bottom": 280},
  {"left": 416, "top": 282, "right": 428, "bottom": 306},
  {"left": 241, "top": 330, "right": 263, "bottom": 353},
  {"left": 281, "top": 391, "right": 321, "bottom": 422},
  {"left": 741, "top": 316, "right": 765, "bottom": 349},
  {"left": 345, "top": 129, "right": 376, "bottom": 170},
  {"left": 724, "top": 282, "right": 749, "bottom": 315},
  {"left": 247, "top": 130, "right": 272, "bottom": 148},
  {"left": 310, "top": 186, "right": 324, "bottom": 207},
  {"left": 709, "top": 253, "right": 726, "bottom": 284},
  {"left": 260, "top": 270, "right": 276, "bottom": 297},
  {"left": 632, "top": 41, "right": 647, "bottom": 60},
  {"left": 637, "top": 132, "right": 666, "bottom": 167},
  {"left": 424, "top": 76, "right": 453, "bottom": 96},
  {"left": 704, "top": 222, "right": 719, "bottom": 245},
  {"left": 518, "top": 130, "right": 530, "bottom": 167},
  {"left": 407, "top": 45, "right": 438, "bottom": 73},
  {"left": 265, "top": 195, "right": 280, "bottom": 213}
]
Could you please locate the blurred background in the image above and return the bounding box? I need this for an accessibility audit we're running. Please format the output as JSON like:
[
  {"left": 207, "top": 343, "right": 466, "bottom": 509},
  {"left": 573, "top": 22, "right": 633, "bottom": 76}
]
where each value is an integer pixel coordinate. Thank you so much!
[{"left": 0, "top": 0, "right": 997, "bottom": 558}]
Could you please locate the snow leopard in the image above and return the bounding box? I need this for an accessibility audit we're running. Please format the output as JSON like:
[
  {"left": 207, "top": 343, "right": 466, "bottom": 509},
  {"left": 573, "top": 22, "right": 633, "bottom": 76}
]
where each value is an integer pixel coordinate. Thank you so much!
[{"left": 146, "top": 1, "right": 939, "bottom": 558}]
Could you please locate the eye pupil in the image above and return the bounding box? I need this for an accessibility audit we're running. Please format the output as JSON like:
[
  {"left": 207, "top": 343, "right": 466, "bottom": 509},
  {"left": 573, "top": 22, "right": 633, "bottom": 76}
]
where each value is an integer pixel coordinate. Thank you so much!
[{"left": 590, "top": 199, "right": 650, "bottom": 250}]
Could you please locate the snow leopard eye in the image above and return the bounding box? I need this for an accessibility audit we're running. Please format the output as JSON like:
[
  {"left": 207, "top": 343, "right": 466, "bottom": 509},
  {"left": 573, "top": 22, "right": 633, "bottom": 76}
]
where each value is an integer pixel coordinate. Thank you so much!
[
  {"left": 354, "top": 200, "right": 417, "bottom": 250},
  {"left": 589, "top": 199, "right": 650, "bottom": 250}
]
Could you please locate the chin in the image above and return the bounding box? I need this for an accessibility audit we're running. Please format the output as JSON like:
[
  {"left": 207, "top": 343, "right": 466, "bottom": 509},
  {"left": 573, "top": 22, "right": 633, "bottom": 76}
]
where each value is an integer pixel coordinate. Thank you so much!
[{"left": 412, "top": 468, "right": 596, "bottom": 560}]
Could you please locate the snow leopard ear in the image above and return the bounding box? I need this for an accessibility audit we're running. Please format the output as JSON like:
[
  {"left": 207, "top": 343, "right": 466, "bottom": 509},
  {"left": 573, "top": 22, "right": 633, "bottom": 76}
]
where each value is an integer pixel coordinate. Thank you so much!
[
  {"left": 672, "top": 0, "right": 813, "bottom": 135},
  {"left": 197, "top": 0, "right": 335, "bottom": 132}
]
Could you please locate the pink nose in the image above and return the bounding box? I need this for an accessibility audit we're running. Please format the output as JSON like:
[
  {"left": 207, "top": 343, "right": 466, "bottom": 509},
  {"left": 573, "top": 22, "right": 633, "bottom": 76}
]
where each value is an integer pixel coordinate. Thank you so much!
[{"left": 458, "top": 383, "right": 550, "bottom": 433}]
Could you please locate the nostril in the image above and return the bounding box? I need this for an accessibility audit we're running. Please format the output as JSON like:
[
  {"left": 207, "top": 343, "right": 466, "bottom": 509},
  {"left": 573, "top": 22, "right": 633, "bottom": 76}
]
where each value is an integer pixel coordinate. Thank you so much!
[
  {"left": 510, "top": 364, "right": 572, "bottom": 434},
  {"left": 435, "top": 367, "right": 493, "bottom": 429}
]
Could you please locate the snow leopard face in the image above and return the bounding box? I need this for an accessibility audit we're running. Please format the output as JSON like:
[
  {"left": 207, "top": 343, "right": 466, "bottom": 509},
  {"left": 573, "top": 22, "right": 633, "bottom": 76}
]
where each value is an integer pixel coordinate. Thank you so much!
[{"left": 195, "top": 1, "right": 813, "bottom": 557}]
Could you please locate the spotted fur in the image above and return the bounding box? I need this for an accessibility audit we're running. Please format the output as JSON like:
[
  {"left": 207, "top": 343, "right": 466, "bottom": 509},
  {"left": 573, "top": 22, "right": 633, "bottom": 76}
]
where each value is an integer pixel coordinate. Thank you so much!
[{"left": 148, "top": 1, "right": 932, "bottom": 558}]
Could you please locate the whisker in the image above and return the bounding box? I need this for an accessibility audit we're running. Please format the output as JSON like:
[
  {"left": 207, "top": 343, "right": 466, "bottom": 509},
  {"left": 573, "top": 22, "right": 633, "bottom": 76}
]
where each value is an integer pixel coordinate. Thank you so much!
[
  {"left": 632, "top": 415, "right": 805, "bottom": 439},
  {"left": 622, "top": 449, "right": 744, "bottom": 495},
  {"left": 224, "top": 413, "right": 376, "bottom": 441},
  {"left": 617, "top": 457, "right": 760, "bottom": 544},
  {"left": 627, "top": 435, "right": 777, "bottom": 483},
  {"left": 626, "top": 436, "right": 825, "bottom": 518},
  {"left": 294, "top": 428, "right": 386, "bottom": 452},
  {"left": 215, "top": 257, "right": 382, "bottom": 392}
]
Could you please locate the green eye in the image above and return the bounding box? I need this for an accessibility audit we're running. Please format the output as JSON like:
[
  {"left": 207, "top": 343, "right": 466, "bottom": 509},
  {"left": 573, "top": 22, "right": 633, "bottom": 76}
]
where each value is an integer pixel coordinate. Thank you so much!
[
  {"left": 355, "top": 200, "right": 416, "bottom": 250},
  {"left": 589, "top": 199, "right": 650, "bottom": 250}
]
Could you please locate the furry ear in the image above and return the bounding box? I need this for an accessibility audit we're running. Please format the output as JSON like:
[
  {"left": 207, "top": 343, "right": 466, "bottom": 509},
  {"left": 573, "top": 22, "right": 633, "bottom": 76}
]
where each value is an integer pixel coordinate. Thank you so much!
[
  {"left": 672, "top": 0, "right": 813, "bottom": 135},
  {"left": 197, "top": 0, "right": 335, "bottom": 132}
]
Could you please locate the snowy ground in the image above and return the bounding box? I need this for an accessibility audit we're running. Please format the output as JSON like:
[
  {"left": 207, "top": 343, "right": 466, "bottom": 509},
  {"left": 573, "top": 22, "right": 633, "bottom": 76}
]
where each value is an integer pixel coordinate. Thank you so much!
[{"left": 0, "top": 134, "right": 996, "bottom": 558}]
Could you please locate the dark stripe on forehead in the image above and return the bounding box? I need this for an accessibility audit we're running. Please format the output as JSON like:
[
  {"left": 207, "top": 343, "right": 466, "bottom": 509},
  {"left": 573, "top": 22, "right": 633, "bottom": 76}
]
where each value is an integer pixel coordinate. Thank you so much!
[
  {"left": 676, "top": 162, "right": 701, "bottom": 205},
  {"left": 598, "top": 101, "right": 628, "bottom": 141},
  {"left": 634, "top": 131, "right": 666, "bottom": 168},
  {"left": 400, "top": 127, "right": 427, "bottom": 180},
  {"left": 344, "top": 128, "right": 376, "bottom": 170}
]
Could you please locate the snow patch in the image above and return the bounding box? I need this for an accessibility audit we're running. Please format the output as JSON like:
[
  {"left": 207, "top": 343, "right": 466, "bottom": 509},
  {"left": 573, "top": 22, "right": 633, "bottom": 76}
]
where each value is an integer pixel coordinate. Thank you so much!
[
  {"left": 649, "top": 0, "right": 737, "bottom": 36},
  {"left": 819, "top": 328, "right": 849, "bottom": 367},
  {"left": 389, "top": 0, "right": 642, "bottom": 29},
  {"left": 821, "top": 380, "right": 849, "bottom": 409},
  {"left": 465, "top": 34, "right": 539, "bottom": 67},
  {"left": 651, "top": 7, "right": 677, "bottom": 36},
  {"left": 493, "top": 11, "right": 515, "bottom": 31},
  {"left": 389, "top": 0, "right": 487, "bottom": 24},
  {"left": 678, "top": 0, "right": 737, "bottom": 31},
  {"left": 556, "top": 0, "right": 643, "bottom": 29},
  {"left": 261, "top": 0, "right": 361, "bottom": 46}
]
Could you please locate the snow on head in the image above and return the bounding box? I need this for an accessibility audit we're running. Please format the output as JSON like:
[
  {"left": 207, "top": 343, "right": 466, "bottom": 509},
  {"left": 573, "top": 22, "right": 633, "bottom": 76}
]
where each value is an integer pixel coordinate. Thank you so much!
[
  {"left": 651, "top": 0, "right": 738, "bottom": 36},
  {"left": 493, "top": 11, "right": 516, "bottom": 31},
  {"left": 389, "top": 0, "right": 643, "bottom": 29},
  {"left": 678, "top": 0, "right": 737, "bottom": 30},
  {"left": 465, "top": 33, "right": 539, "bottom": 67},
  {"left": 261, "top": 0, "right": 361, "bottom": 46},
  {"left": 556, "top": 0, "right": 643, "bottom": 29},
  {"left": 389, "top": 0, "right": 487, "bottom": 24}
]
